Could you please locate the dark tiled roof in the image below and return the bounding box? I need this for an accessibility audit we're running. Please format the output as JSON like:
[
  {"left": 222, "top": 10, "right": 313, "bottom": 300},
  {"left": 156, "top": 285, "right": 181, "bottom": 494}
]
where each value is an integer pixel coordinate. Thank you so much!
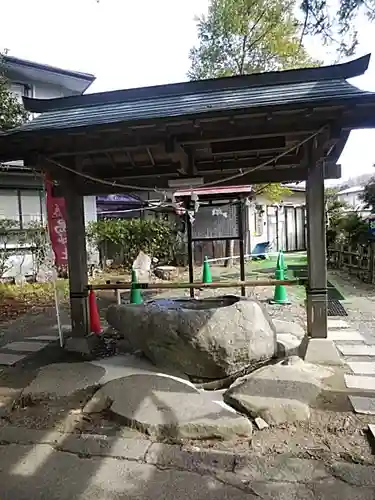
[
  {"left": 2, "top": 54, "right": 374, "bottom": 137},
  {"left": 16, "top": 79, "right": 372, "bottom": 133}
]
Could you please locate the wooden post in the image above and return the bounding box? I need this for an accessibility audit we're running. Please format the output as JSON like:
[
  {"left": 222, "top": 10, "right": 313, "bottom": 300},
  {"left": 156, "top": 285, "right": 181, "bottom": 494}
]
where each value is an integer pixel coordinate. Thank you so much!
[
  {"left": 185, "top": 203, "right": 195, "bottom": 298},
  {"left": 305, "top": 141, "right": 327, "bottom": 339},
  {"left": 238, "top": 200, "right": 246, "bottom": 296},
  {"left": 64, "top": 185, "right": 89, "bottom": 338}
]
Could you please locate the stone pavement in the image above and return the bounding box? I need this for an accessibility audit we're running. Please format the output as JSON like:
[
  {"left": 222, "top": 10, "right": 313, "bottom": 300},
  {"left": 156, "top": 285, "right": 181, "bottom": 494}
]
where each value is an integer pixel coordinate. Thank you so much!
[
  {"left": 0, "top": 425, "right": 374, "bottom": 499},
  {"left": 0, "top": 336, "right": 60, "bottom": 366},
  {"left": 328, "top": 318, "right": 375, "bottom": 414},
  {"left": 0, "top": 307, "right": 69, "bottom": 367}
]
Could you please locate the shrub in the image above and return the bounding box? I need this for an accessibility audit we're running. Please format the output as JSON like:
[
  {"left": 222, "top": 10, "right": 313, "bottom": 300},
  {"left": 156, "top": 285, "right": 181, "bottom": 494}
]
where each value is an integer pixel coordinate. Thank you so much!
[{"left": 87, "top": 218, "right": 178, "bottom": 269}]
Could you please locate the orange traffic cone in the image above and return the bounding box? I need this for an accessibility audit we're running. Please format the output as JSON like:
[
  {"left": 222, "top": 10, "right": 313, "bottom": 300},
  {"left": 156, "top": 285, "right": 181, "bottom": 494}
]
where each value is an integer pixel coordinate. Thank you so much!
[{"left": 88, "top": 289, "right": 102, "bottom": 334}]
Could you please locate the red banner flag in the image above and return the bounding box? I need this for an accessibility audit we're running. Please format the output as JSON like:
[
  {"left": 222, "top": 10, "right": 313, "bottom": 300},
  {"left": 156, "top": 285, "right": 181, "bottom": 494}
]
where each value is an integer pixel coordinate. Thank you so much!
[{"left": 45, "top": 176, "right": 68, "bottom": 269}]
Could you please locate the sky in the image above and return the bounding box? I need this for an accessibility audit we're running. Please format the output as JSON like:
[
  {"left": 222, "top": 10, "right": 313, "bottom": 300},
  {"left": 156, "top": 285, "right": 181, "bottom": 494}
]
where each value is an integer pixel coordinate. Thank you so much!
[{"left": 1, "top": 0, "right": 375, "bottom": 182}]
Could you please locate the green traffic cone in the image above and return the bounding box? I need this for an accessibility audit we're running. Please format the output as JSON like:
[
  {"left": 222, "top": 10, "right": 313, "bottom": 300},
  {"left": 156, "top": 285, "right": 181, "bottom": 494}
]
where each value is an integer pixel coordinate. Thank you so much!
[
  {"left": 270, "top": 252, "right": 290, "bottom": 305},
  {"left": 275, "top": 250, "right": 288, "bottom": 274},
  {"left": 130, "top": 269, "right": 143, "bottom": 304},
  {"left": 202, "top": 256, "right": 212, "bottom": 284}
]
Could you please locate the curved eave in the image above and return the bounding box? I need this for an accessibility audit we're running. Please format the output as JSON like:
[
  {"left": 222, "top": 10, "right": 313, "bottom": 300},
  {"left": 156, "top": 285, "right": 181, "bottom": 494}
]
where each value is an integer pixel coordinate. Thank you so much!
[{"left": 22, "top": 54, "right": 371, "bottom": 114}]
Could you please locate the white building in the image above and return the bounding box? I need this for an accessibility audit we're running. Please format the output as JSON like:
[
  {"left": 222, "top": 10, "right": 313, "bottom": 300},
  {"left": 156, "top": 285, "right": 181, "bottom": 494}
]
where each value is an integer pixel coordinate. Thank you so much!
[
  {"left": 337, "top": 185, "right": 370, "bottom": 217},
  {"left": 0, "top": 55, "right": 98, "bottom": 278}
]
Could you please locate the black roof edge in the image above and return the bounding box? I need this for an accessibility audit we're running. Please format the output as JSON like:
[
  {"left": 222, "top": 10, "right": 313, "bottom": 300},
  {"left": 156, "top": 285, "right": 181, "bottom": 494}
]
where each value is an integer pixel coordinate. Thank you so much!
[
  {"left": 22, "top": 54, "right": 371, "bottom": 114},
  {"left": 2, "top": 55, "right": 95, "bottom": 83}
]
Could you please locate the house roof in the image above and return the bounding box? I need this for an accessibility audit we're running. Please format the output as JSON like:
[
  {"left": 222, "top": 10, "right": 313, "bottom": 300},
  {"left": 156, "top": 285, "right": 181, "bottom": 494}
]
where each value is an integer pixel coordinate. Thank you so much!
[
  {"left": 337, "top": 185, "right": 364, "bottom": 195},
  {"left": 8, "top": 54, "right": 372, "bottom": 134},
  {"left": 2, "top": 55, "right": 95, "bottom": 95}
]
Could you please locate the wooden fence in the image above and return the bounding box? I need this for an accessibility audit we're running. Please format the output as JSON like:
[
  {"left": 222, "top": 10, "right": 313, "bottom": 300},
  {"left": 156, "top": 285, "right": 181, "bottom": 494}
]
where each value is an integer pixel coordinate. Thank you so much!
[{"left": 327, "top": 242, "right": 375, "bottom": 284}]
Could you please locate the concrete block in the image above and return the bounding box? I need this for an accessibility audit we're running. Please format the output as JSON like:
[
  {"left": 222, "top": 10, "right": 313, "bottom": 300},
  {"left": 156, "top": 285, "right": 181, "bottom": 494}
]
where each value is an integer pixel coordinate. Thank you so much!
[{"left": 303, "top": 339, "right": 343, "bottom": 366}]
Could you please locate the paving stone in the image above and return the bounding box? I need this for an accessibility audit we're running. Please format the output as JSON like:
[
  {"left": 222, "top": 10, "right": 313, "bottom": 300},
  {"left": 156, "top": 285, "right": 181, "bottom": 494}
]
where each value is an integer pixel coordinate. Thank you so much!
[
  {"left": 146, "top": 443, "right": 235, "bottom": 472},
  {"left": 59, "top": 433, "right": 151, "bottom": 461},
  {"left": 327, "top": 329, "right": 365, "bottom": 341},
  {"left": 330, "top": 461, "right": 375, "bottom": 487},
  {"left": 327, "top": 319, "right": 351, "bottom": 329},
  {"left": 310, "top": 478, "right": 375, "bottom": 500},
  {"left": 277, "top": 334, "right": 302, "bottom": 357},
  {"left": 349, "top": 395, "right": 375, "bottom": 415},
  {"left": 337, "top": 344, "right": 375, "bottom": 356},
  {"left": 235, "top": 456, "right": 330, "bottom": 482},
  {"left": 100, "top": 374, "right": 252, "bottom": 439},
  {"left": 29, "top": 335, "right": 59, "bottom": 341},
  {"left": 344, "top": 374, "right": 375, "bottom": 391},
  {"left": 22, "top": 355, "right": 193, "bottom": 400},
  {"left": 223, "top": 359, "right": 332, "bottom": 425},
  {"left": 2, "top": 341, "right": 50, "bottom": 352},
  {"left": 0, "top": 444, "right": 251, "bottom": 500},
  {"left": 347, "top": 362, "right": 375, "bottom": 375},
  {"left": 0, "top": 353, "right": 27, "bottom": 366},
  {"left": 249, "top": 481, "right": 315, "bottom": 499}
]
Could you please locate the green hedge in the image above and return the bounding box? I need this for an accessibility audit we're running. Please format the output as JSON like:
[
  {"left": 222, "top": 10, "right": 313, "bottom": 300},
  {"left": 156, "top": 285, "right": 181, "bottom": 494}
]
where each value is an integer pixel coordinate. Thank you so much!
[{"left": 87, "top": 218, "right": 178, "bottom": 268}]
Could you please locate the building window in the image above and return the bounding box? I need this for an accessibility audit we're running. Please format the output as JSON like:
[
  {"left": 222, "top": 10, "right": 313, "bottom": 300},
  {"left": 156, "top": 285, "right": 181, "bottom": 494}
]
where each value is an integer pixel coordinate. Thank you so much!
[
  {"left": 20, "top": 191, "right": 44, "bottom": 227},
  {"left": 0, "top": 189, "right": 21, "bottom": 227},
  {"left": 0, "top": 189, "right": 44, "bottom": 229},
  {"left": 9, "top": 82, "right": 32, "bottom": 103}
]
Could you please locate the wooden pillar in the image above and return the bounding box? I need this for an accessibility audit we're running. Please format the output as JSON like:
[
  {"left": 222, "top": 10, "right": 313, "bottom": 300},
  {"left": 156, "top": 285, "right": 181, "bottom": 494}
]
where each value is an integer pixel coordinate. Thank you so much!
[
  {"left": 64, "top": 185, "right": 89, "bottom": 338},
  {"left": 185, "top": 202, "right": 195, "bottom": 298},
  {"left": 306, "top": 142, "right": 327, "bottom": 339},
  {"left": 238, "top": 200, "right": 246, "bottom": 296}
]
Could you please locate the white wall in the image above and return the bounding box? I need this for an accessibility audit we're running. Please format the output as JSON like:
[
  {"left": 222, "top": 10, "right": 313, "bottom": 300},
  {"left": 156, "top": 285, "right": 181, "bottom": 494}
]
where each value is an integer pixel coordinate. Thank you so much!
[
  {"left": 247, "top": 191, "right": 306, "bottom": 253},
  {"left": 0, "top": 191, "right": 98, "bottom": 278}
]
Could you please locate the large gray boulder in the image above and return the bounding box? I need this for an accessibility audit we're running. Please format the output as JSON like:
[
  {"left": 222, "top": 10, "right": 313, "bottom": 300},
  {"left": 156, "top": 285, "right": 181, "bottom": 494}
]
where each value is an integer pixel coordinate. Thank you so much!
[{"left": 106, "top": 295, "right": 277, "bottom": 379}]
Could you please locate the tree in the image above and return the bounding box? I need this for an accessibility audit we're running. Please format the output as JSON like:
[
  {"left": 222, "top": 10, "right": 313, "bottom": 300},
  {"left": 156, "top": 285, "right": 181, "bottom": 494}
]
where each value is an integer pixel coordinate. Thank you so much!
[
  {"left": 0, "top": 54, "right": 28, "bottom": 131},
  {"left": 189, "top": 0, "right": 317, "bottom": 203},
  {"left": 361, "top": 175, "right": 375, "bottom": 213},
  {"left": 189, "top": 0, "right": 317, "bottom": 80},
  {"left": 300, "top": 0, "right": 375, "bottom": 57}
]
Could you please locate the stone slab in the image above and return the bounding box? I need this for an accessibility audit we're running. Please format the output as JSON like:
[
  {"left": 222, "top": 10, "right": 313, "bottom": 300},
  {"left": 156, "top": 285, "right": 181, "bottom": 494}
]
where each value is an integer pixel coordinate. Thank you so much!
[
  {"left": 98, "top": 374, "right": 252, "bottom": 440},
  {"left": 344, "top": 374, "right": 375, "bottom": 391},
  {"left": 223, "top": 359, "right": 332, "bottom": 425},
  {"left": 22, "top": 354, "right": 195, "bottom": 400},
  {"left": 303, "top": 339, "right": 343, "bottom": 365},
  {"left": 0, "top": 352, "right": 27, "bottom": 366},
  {"left": 347, "top": 362, "right": 375, "bottom": 375},
  {"left": 331, "top": 461, "right": 375, "bottom": 487},
  {"left": 276, "top": 334, "right": 302, "bottom": 357},
  {"left": 29, "top": 335, "right": 59, "bottom": 341},
  {"left": 327, "top": 319, "right": 351, "bottom": 329},
  {"left": 337, "top": 344, "right": 375, "bottom": 356},
  {"left": 272, "top": 319, "right": 306, "bottom": 338},
  {"left": 327, "top": 329, "right": 365, "bottom": 341},
  {"left": 2, "top": 341, "right": 50, "bottom": 352},
  {"left": 146, "top": 443, "right": 235, "bottom": 473},
  {"left": 349, "top": 395, "right": 375, "bottom": 415},
  {"left": 0, "top": 443, "right": 251, "bottom": 500}
]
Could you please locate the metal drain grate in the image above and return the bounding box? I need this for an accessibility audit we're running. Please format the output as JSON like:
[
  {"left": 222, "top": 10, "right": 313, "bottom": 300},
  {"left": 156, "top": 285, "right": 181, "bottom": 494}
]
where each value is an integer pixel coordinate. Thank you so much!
[{"left": 328, "top": 299, "right": 348, "bottom": 316}]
